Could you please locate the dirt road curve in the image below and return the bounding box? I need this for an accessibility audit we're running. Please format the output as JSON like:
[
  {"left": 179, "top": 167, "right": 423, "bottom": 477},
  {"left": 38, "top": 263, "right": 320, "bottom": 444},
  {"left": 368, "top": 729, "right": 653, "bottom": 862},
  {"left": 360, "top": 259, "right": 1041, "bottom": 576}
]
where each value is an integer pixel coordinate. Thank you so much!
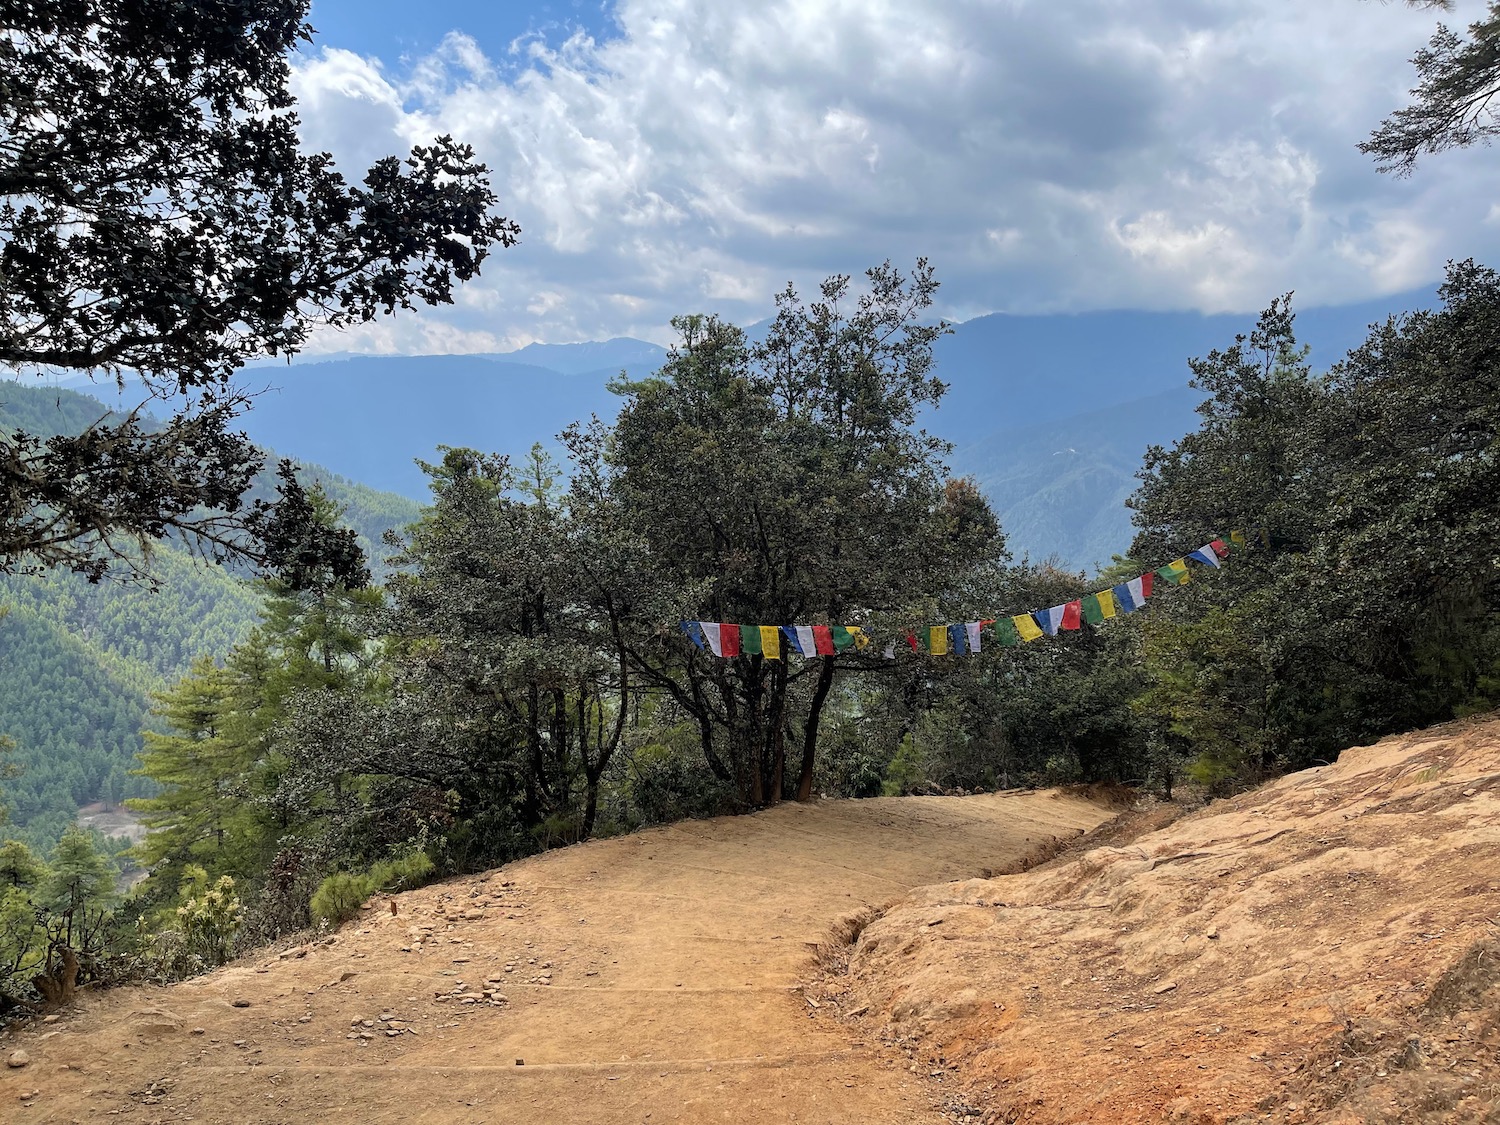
[{"left": 1, "top": 791, "right": 1112, "bottom": 1124}]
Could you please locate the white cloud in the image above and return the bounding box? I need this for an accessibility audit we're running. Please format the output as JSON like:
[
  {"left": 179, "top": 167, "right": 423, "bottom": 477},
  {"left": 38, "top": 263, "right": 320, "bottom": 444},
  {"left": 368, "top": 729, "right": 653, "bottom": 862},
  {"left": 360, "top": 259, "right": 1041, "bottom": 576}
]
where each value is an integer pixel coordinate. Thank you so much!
[{"left": 285, "top": 0, "right": 1500, "bottom": 352}]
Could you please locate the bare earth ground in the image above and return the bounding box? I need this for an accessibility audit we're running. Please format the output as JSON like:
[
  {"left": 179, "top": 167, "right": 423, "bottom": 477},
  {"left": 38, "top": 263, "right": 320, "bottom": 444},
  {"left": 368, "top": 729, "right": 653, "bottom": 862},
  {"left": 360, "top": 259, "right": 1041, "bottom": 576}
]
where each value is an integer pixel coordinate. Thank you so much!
[
  {"left": 828, "top": 716, "right": 1500, "bottom": 1124},
  {"left": 0, "top": 790, "right": 1111, "bottom": 1124}
]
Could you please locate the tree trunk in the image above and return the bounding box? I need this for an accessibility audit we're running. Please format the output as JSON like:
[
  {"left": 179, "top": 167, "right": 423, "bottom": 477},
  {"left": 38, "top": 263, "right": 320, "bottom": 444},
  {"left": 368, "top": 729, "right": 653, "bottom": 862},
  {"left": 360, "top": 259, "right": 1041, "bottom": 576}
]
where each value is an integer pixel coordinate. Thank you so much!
[
  {"left": 582, "top": 772, "right": 600, "bottom": 839},
  {"left": 32, "top": 945, "right": 79, "bottom": 1010},
  {"left": 797, "top": 656, "right": 837, "bottom": 801}
]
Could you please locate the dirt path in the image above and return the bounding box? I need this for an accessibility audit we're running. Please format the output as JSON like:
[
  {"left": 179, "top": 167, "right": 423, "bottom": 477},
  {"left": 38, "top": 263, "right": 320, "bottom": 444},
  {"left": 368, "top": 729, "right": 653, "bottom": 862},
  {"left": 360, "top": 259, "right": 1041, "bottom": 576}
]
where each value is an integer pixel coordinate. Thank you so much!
[{"left": 1, "top": 790, "right": 1112, "bottom": 1124}]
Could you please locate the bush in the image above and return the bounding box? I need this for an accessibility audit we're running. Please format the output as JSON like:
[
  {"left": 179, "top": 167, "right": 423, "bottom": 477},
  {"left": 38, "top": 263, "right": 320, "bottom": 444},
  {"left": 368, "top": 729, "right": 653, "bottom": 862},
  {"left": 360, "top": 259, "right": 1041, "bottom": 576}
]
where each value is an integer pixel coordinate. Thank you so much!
[
  {"left": 367, "top": 848, "right": 434, "bottom": 894},
  {"left": 309, "top": 871, "right": 377, "bottom": 927},
  {"left": 310, "top": 847, "right": 437, "bottom": 928}
]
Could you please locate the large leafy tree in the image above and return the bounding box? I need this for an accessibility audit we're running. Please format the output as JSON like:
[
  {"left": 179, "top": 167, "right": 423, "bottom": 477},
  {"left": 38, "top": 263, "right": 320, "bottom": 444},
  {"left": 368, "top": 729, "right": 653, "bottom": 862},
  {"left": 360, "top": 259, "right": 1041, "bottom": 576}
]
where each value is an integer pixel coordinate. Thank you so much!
[
  {"left": 579, "top": 262, "right": 1006, "bottom": 807},
  {"left": 1130, "top": 261, "right": 1500, "bottom": 784},
  {"left": 0, "top": 0, "right": 518, "bottom": 580}
]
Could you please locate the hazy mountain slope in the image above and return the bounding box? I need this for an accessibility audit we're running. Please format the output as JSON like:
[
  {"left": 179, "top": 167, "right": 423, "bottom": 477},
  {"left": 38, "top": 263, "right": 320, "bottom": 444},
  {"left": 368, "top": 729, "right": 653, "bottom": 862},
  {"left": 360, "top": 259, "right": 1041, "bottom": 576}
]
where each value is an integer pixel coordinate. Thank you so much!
[
  {"left": 927, "top": 292, "right": 1419, "bottom": 447},
  {"left": 0, "top": 382, "right": 423, "bottom": 850},
  {"left": 233, "top": 354, "right": 646, "bottom": 499},
  {"left": 949, "top": 386, "right": 1204, "bottom": 569}
]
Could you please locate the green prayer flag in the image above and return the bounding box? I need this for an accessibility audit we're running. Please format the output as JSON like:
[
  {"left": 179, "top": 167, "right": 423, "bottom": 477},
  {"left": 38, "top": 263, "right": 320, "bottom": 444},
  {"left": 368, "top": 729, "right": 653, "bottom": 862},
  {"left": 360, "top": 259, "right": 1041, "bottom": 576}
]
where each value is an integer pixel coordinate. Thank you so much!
[
  {"left": 1155, "top": 559, "right": 1190, "bottom": 586},
  {"left": 831, "top": 625, "right": 856, "bottom": 652},
  {"left": 741, "top": 626, "right": 763, "bottom": 656},
  {"left": 1081, "top": 594, "right": 1104, "bottom": 626},
  {"left": 991, "top": 618, "right": 1020, "bottom": 647}
]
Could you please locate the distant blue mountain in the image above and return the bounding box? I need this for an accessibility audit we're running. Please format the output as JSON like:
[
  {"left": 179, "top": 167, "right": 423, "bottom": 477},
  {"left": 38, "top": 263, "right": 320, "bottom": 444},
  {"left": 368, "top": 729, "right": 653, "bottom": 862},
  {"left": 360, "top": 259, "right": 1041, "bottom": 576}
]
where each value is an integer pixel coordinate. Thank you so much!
[
  {"left": 491, "top": 337, "right": 669, "bottom": 375},
  {"left": 948, "top": 386, "right": 1205, "bottom": 571},
  {"left": 925, "top": 291, "right": 1426, "bottom": 448},
  {"left": 231, "top": 355, "right": 651, "bottom": 499},
  {"left": 57, "top": 286, "right": 1439, "bottom": 565}
]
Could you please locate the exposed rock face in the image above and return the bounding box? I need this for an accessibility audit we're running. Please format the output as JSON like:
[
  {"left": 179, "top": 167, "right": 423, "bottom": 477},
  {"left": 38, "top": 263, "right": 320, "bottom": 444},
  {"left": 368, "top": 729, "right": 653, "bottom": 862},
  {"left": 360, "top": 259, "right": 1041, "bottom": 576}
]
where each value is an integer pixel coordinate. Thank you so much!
[{"left": 841, "top": 716, "right": 1500, "bottom": 1124}]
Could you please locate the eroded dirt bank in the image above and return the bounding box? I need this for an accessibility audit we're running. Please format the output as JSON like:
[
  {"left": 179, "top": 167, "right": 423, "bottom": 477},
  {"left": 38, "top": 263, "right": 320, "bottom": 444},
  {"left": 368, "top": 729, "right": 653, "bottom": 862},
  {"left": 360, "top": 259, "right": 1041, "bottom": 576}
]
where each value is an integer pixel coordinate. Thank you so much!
[
  {"left": 0, "top": 789, "right": 1111, "bottom": 1124},
  {"left": 832, "top": 718, "right": 1500, "bottom": 1124}
]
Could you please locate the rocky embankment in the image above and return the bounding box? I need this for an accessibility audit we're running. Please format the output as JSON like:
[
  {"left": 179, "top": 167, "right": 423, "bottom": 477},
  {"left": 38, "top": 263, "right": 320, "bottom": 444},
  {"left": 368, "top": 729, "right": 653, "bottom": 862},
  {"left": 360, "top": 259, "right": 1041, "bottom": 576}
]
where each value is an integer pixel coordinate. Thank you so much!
[{"left": 830, "top": 717, "right": 1500, "bottom": 1124}]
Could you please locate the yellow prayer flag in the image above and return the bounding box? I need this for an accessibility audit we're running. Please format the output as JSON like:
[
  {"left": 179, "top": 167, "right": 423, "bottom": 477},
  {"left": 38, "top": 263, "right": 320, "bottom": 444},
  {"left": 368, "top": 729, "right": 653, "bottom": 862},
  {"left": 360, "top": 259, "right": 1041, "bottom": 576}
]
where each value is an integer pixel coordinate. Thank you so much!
[
  {"left": 1013, "top": 614, "right": 1044, "bottom": 642},
  {"left": 1170, "top": 558, "right": 1191, "bottom": 584},
  {"left": 846, "top": 626, "right": 870, "bottom": 650},
  {"left": 1230, "top": 529, "right": 1246, "bottom": 548},
  {"left": 929, "top": 626, "right": 949, "bottom": 655},
  {"left": 1097, "top": 589, "right": 1118, "bottom": 619},
  {"left": 759, "top": 625, "right": 781, "bottom": 660}
]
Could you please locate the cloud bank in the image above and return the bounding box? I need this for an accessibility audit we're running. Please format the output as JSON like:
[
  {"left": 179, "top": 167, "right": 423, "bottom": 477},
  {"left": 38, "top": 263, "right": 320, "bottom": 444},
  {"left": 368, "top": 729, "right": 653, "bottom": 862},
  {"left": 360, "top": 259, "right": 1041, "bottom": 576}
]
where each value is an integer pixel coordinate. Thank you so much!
[{"left": 287, "top": 0, "right": 1500, "bottom": 352}]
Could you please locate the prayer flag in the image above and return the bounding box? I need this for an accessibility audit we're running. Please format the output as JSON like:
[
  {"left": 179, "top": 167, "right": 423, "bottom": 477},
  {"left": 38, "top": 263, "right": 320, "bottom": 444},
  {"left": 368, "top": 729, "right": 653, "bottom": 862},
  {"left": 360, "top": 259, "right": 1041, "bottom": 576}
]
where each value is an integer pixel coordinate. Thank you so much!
[
  {"left": 966, "top": 621, "right": 983, "bottom": 652},
  {"left": 1081, "top": 590, "right": 1117, "bottom": 625},
  {"left": 742, "top": 626, "right": 762, "bottom": 656},
  {"left": 883, "top": 640, "right": 897, "bottom": 659},
  {"left": 1187, "top": 543, "right": 1222, "bottom": 569},
  {"left": 1210, "top": 538, "right": 1228, "bottom": 559},
  {"left": 1230, "top": 529, "right": 1246, "bottom": 548},
  {"left": 795, "top": 625, "right": 816, "bottom": 655},
  {"left": 1114, "top": 574, "right": 1151, "bottom": 613},
  {"left": 906, "top": 631, "right": 919, "bottom": 652},
  {"left": 1035, "top": 606, "right": 1065, "bottom": 636},
  {"left": 831, "top": 625, "right": 862, "bottom": 652},
  {"left": 1013, "top": 614, "right": 1044, "bottom": 642},
  {"left": 992, "top": 618, "right": 1021, "bottom": 647},
  {"left": 948, "top": 624, "right": 968, "bottom": 655},
  {"left": 929, "top": 626, "right": 949, "bottom": 655},
  {"left": 700, "top": 622, "right": 723, "bottom": 655},
  {"left": 1155, "top": 559, "right": 1191, "bottom": 586},
  {"left": 812, "top": 625, "right": 836, "bottom": 656},
  {"left": 682, "top": 620, "right": 706, "bottom": 650},
  {"left": 759, "top": 625, "right": 781, "bottom": 659},
  {"left": 1060, "top": 600, "right": 1082, "bottom": 631},
  {"left": 720, "top": 623, "right": 742, "bottom": 657}
]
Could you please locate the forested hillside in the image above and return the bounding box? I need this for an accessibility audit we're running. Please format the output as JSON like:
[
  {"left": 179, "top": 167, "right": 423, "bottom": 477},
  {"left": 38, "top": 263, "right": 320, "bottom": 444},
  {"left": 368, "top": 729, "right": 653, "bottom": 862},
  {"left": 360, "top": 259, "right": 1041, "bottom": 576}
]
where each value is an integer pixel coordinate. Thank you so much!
[{"left": 0, "top": 381, "right": 423, "bottom": 852}]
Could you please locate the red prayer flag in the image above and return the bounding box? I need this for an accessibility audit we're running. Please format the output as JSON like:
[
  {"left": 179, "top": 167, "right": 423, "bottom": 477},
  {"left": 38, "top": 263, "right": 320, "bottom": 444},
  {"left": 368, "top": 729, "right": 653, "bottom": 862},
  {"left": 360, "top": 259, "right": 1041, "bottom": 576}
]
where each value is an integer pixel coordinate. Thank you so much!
[
  {"left": 1140, "top": 572, "right": 1154, "bottom": 598},
  {"left": 1210, "top": 538, "right": 1229, "bottom": 559},
  {"left": 905, "top": 631, "right": 919, "bottom": 652},
  {"left": 812, "top": 625, "right": 835, "bottom": 656},
  {"left": 1060, "top": 600, "right": 1082, "bottom": 630},
  {"left": 720, "top": 623, "right": 741, "bottom": 657}
]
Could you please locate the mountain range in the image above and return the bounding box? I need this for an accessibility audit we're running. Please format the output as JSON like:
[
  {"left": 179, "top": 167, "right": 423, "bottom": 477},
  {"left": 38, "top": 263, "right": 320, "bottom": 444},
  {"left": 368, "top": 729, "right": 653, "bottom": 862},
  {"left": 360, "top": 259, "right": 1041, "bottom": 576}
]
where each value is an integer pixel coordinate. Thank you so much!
[{"left": 185, "top": 287, "right": 1432, "bottom": 567}]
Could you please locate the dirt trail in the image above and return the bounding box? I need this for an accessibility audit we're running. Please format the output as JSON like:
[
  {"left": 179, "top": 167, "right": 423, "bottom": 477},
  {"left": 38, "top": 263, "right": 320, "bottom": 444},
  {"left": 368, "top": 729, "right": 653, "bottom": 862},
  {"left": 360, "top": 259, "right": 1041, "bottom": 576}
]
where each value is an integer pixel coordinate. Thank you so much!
[{"left": 0, "top": 790, "right": 1111, "bottom": 1124}]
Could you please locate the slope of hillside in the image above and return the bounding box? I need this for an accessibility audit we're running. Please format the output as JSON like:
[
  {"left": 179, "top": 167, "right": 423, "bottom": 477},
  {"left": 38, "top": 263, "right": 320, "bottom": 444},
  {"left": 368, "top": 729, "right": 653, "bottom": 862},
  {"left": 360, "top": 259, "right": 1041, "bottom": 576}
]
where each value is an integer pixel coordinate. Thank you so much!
[
  {"left": 829, "top": 715, "right": 1500, "bottom": 1124},
  {"left": 0, "top": 790, "right": 1113, "bottom": 1123},
  {"left": 949, "top": 386, "right": 1203, "bottom": 568},
  {"left": 0, "top": 382, "right": 424, "bottom": 849}
]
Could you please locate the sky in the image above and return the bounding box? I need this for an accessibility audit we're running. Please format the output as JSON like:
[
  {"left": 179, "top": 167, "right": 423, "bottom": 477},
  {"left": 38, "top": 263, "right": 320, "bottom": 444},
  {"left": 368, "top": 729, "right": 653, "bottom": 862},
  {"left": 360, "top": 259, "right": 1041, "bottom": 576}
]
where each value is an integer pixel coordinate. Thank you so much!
[{"left": 291, "top": 0, "right": 1500, "bottom": 353}]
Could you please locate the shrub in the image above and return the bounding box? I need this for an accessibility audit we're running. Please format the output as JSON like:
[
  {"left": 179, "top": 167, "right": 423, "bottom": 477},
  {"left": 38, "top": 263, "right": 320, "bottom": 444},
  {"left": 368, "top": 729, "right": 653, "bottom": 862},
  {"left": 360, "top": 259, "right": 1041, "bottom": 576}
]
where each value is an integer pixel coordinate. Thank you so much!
[
  {"left": 309, "top": 871, "right": 377, "bottom": 927},
  {"left": 310, "top": 847, "right": 437, "bottom": 928}
]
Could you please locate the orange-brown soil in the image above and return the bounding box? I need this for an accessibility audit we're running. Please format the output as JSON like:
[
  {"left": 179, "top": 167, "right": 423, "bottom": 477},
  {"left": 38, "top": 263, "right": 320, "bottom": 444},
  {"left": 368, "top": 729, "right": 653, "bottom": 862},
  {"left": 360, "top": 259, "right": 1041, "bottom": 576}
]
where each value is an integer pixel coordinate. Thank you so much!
[
  {"left": 830, "top": 716, "right": 1500, "bottom": 1124},
  {"left": 0, "top": 790, "right": 1110, "bottom": 1124}
]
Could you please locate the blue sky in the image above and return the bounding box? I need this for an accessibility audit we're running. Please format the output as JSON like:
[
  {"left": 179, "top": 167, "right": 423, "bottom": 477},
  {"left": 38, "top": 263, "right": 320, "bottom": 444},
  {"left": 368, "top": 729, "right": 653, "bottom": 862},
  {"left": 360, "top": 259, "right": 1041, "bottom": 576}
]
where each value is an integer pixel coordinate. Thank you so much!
[
  {"left": 285, "top": 0, "right": 1500, "bottom": 354},
  {"left": 306, "top": 1, "right": 616, "bottom": 64}
]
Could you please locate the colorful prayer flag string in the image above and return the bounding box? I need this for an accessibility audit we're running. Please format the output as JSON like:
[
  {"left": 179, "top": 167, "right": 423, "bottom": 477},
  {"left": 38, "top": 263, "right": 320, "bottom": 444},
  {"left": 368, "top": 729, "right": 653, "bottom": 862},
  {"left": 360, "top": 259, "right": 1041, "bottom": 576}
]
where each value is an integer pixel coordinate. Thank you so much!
[{"left": 679, "top": 534, "right": 1253, "bottom": 659}]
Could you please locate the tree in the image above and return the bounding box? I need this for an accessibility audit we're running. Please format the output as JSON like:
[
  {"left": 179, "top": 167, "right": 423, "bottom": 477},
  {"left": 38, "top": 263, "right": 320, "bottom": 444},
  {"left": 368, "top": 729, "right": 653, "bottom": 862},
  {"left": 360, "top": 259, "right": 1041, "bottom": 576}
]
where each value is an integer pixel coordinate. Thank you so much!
[
  {"left": 131, "top": 657, "right": 254, "bottom": 870},
  {"left": 303, "top": 444, "right": 635, "bottom": 865},
  {"left": 577, "top": 262, "right": 1007, "bottom": 807},
  {"left": 1128, "top": 262, "right": 1500, "bottom": 785},
  {"left": 0, "top": 0, "right": 518, "bottom": 581},
  {"left": 1360, "top": 1, "right": 1500, "bottom": 173}
]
